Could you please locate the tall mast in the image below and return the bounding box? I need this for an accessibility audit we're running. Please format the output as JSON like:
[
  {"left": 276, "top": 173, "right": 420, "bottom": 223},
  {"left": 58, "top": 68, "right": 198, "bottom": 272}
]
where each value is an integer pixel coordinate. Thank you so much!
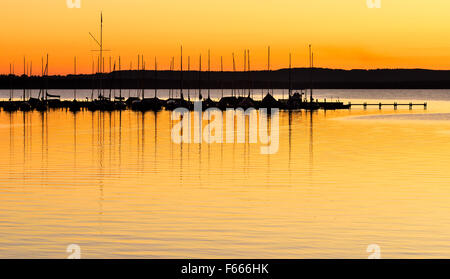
[
  {"left": 100, "top": 12, "right": 103, "bottom": 74},
  {"left": 220, "top": 56, "right": 223, "bottom": 98},
  {"left": 9, "top": 63, "right": 12, "bottom": 100},
  {"left": 109, "top": 56, "right": 112, "bottom": 100},
  {"left": 180, "top": 45, "right": 183, "bottom": 99},
  {"left": 91, "top": 59, "right": 95, "bottom": 100},
  {"left": 154, "top": 57, "right": 157, "bottom": 98},
  {"left": 137, "top": 54, "right": 140, "bottom": 99},
  {"left": 244, "top": 50, "right": 247, "bottom": 72},
  {"left": 97, "top": 56, "right": 100, "bottom": 98},
  {"left": 9, "top": 63, "right": 13, "bottom": 101},
  {"left": 243, "top": 49, "right": 246, "bottom": 97},
  {"left": 45, "top": 54, "right": 49, "bottom": 101},
  {"left": 309, "top": 44, "right": 313, "bottom": 103},
  {"left": 198, "top": 54, "right": 202, "bottom": 100},
  {"left": 170, "top": 56, "right": 174, "bottom": 98},
  {"left": 119, "top": 56, "right": 122, "bottom": 100},
  {"left": 38, "top": 57, "right": 43, "bottom": 100},
  {"left": 232, "top": 52, "right": 236, "bottom": 97},
  {"left": 113, "top": 60, "right": 116, "bottom": 100},
  {"left": 74, "top": 56, "right": 77, "bottom": 100},
  {"left": 208, "top": 49, "right": 211, "bottom": 99},
  {"left": 232, "top": 52, "right": 236, "bottom": 71},
  {"left": 168, "top": 57, "right": 171, "bottom": 98},
  {"left": 289, "top": 53, "right": 292, "bottom": 98},
  {"left": 137, "top": 55, "right": 140, "bottom": 98},
  {"left": 23, "top": 56, "right": 26, "bottom": 101},
  {"left": 29, "top": 61, "right": 32, "bottom": 99},
  {"left": 11, "top": 63, "right": 14, "bottom": 101},
  {"left": 248, "top": 49, "right": 251, "bottom": 97},
  {"left": 187, "top": 56, "right": 190, "bottom": 100},
  {"left": 142, "top": 55, "right": 145, "bottom": 99},
  {"left": 268, "top": 46, "right": 271, "bottom": 95},
  {"left": 103, "top": 57, "right": 105, "bottom": 96}
]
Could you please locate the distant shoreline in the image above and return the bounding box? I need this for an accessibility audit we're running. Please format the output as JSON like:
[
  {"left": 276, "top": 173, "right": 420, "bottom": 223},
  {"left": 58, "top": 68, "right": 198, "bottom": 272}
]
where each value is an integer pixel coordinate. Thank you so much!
[{"left": 2, "top": 68, "right": 450, "bottom": 89}]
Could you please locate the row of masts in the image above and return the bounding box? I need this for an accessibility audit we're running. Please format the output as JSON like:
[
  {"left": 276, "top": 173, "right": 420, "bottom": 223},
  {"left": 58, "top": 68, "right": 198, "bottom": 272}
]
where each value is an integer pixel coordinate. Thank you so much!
[
  {"left": 6, "top": 12, "right": 316, "bottom": 102},
  {"left": 4, "top": 45, "right": 315, "bottom": 104},
  {"left": 2, "top": 12, "right": 319, "bottom": 112},
  {"left": 7, "top": 55, "right": 50, "bottom": 101},
  {"left": 84, "top": 12, "right": 313, "bottom": 102}
]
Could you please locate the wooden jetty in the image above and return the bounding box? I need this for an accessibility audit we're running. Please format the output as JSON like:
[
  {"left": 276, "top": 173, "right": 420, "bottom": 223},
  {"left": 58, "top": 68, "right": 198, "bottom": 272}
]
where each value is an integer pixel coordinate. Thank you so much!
[
  {"left": 350, "top": 102, "right": 428, "bottom": 109},
  {"left": 0, "top": 97, "right": 429, "bottom": 112}
]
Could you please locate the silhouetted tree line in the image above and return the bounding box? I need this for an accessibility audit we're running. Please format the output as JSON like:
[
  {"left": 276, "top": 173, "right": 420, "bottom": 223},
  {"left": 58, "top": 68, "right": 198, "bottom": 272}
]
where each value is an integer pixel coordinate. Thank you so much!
[{"left": 2, "top": 68, "right": 450, "bottom": 89}]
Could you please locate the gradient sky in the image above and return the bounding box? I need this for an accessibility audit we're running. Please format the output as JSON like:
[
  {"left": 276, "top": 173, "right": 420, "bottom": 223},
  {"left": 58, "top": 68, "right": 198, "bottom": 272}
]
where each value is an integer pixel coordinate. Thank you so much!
[{"left": 1, "top": 0, "right": 450, "bottom": 74}]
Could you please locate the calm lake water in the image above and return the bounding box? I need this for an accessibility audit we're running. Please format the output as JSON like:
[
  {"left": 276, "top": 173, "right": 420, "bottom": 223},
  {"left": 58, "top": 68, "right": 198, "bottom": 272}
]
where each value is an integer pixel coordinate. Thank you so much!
[{"left": 1, "top": 89, "right": 450, "bottom": 258}]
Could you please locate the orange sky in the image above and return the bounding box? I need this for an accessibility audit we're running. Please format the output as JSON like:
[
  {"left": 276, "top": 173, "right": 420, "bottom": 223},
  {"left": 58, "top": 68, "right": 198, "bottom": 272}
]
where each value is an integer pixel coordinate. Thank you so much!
[{"left": 1, "top": 0, "right": 450, "bottom": 74}]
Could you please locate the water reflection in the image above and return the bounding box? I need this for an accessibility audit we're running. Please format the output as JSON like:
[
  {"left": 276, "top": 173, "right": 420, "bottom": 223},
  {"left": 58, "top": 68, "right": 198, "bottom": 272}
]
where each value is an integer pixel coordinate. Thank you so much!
[
  {"left": 1, "top": 104, "right": 450, "bottom": 258},
  {"left": 4, "top": 108, "right": 318, "bottom": 187},
  {"left": 309, "top": 110, "right": 314, "bottom": 169}
]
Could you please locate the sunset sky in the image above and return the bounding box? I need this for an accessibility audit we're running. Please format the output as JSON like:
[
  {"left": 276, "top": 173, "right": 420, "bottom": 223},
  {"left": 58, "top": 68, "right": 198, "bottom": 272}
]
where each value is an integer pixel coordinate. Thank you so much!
[{"left": 1, "top": 0, "right": 450, "bottom": 74}]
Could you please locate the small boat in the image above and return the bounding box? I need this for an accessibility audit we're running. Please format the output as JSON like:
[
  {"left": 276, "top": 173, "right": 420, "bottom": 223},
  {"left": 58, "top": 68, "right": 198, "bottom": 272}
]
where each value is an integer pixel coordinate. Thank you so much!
[
  {"left": 126, "top": 97, "right": 140, "bottom": 107},
  {"left": 132, "top": 97, "right": 162, "bottom": 111},
  {"left": 164, "top": 98, "right": 191, "bottom": 111},
  {"left": 69, "top": 100, "right": 81, "bottom": 112},
  {"left": 3, "top": 102, "right": 18, "bottom": 112},
  {"left": 286, "top": 92, "right": 303, "bottom": 110},
  {"left": 202, "top": 97, "right": 217, "bottom": 110},
  {"left": 237, "top": 95, "right": 256, "bottom": 110},
  {"left": 218, "top": 96, "right": 239, "bottom": 110},
  {"left": 260, "top": 93, "right": 280, "bottom": 109},
  {"left": 34, "top": 100, "right": 47, "bottom": 112},
  {"left": 19, "top": 102, "right": 32, "bottom": 112},
  {"left": 46, "top": 93, "right": 62, "bottom": 108},
  {"left": 114, "top": 101, "right": 127, "bottom": 110}
]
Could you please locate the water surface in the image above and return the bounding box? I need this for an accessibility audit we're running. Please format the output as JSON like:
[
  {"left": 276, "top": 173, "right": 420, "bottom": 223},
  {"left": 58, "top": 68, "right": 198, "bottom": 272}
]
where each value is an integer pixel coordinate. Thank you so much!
[{"left": 1, "top": 89, "right": 450, "bottom": 258}]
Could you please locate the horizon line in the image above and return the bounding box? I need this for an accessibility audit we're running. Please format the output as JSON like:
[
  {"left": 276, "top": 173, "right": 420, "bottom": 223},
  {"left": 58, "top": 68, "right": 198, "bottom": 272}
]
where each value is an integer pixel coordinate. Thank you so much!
[{"left": 3, "top": 67, "right": 450, "bottom": 78}]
